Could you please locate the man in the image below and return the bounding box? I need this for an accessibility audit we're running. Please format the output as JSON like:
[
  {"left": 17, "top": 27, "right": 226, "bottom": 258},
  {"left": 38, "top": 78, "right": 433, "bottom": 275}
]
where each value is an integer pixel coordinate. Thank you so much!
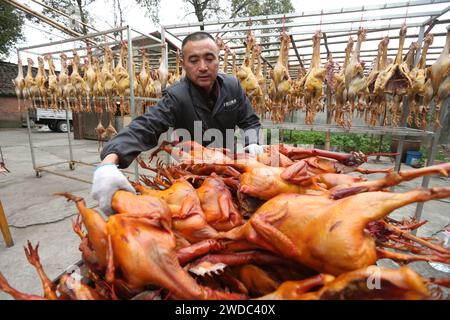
[{"left": 92, "top": 31, "right": 263, "bottom": 216}]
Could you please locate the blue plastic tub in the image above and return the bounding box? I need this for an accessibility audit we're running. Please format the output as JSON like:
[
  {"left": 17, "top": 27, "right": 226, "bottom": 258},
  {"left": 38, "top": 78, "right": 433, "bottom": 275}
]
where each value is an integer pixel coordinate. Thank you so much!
[{"left": 405, "top": 151, "right": 422, "bottom": 166}]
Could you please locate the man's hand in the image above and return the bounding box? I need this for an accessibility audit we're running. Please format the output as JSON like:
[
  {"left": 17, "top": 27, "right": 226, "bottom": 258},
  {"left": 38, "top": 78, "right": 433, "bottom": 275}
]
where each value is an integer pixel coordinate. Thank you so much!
[
  {"left": 243, "top": 144, "right": 265, "bottom": 155},
  {"left": 91, "top": 163, "right": 135, "bottom": 216}
]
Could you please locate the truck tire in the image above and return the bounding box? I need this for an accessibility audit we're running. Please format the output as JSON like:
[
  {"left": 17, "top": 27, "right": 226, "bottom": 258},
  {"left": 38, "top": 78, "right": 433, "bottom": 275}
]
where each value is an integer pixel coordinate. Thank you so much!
[
  {"left": 48, "top": 121, "right": 58, "bottom": 131},
  {"left": 57, "top": 121, "right": 69, "bottom": 132}
]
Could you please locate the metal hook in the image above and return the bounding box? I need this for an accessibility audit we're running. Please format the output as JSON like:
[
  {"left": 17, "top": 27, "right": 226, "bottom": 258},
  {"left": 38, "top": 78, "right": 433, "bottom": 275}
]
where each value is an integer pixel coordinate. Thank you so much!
[
  {"left": 404, "top": 1, "right": 410, "bottom": 23},
  {"left": 319, "top": 10, "right": 323, "bottom": 31},
  {"left": 386, "top": 19, "right": 392, "bottom": 37},
  {"left": 360, "top": 6, "right": 364, "bottom": 28}
]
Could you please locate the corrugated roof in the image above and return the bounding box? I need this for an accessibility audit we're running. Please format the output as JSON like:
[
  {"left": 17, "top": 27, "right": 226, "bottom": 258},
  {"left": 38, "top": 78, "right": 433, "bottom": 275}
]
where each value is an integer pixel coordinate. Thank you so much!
[{"left": 0, "top": 61, "right": 38, "bottom": 97}]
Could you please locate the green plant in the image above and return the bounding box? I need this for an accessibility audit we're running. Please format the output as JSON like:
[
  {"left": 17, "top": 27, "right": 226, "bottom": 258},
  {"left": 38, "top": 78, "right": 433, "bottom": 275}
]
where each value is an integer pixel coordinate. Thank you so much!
[
  {"left": 282, "top": 130, "right": 391, "bottom": 154},
  {"left": 419, "top": 145, "right": 450, "bottom": 166}
]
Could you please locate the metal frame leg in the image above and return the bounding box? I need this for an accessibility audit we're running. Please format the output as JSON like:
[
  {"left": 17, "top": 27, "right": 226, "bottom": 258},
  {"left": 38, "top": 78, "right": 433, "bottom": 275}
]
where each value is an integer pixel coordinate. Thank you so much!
[
  {"left": 65, "top": 109, "right": 74, "bottom": 170},
  {"left": 392, "top": 96, "right": 410, "bottom": 191},
  {"left": 127, "top": 26, "right": 140, "bottom": 182},
  {"left": 25, "top": 109, "right": 40, "bottom": 177},
  {"left": 413, "top": 98, "right": 449, "bottom": 232}
]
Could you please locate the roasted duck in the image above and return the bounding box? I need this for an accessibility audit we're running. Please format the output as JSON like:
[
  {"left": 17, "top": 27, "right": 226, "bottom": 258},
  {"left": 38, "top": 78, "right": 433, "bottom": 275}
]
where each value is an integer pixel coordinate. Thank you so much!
[{"left": 219, "top": 185, "right": 450, "bottom": 275}]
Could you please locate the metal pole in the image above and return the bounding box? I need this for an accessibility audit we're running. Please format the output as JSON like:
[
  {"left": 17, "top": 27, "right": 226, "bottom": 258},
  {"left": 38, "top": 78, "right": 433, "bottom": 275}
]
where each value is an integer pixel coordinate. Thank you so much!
[
  {"left": 392, "top": 94, "right": 411, "bottom": 192},
  {"left": 130, "top": 28, "right": 162, "bottom": 43},
  {"left": 19, "top": 46, "right": 38, "bottom": 177},
  {"left": 161, "top": 26, "right": 171, "bottom": 166},
  {"left": 392, "top": 97, "right": 409, "bottom": 174},
  {"left": 26, "top": 108, "right": 38, "bottom": 174},
  {"left": 413, "top": 98, "right": 450, "bottom": 231},
  {"left": 30, "top": 0, "right": 114, "bottom": 40},
  {"left": 414, "top": 26, "right": 426, "bottom": 67},
  {"left": 17, "top": 26, "right": 127, "bottom": 52},
  {"left": 65, "top": 108, "right": 74, "bottom": 169},
  {"left": 127, "top": 26, "right": 140, "bottom": 183}
]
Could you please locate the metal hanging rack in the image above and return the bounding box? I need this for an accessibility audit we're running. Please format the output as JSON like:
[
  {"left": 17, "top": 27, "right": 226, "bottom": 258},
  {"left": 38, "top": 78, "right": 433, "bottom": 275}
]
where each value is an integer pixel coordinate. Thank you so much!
[
  {"left": 17, "top": 25, "right": 161, "bottom": 184},
  {"left": 161, "top": 0, "right": 450, "bottom": 223}
]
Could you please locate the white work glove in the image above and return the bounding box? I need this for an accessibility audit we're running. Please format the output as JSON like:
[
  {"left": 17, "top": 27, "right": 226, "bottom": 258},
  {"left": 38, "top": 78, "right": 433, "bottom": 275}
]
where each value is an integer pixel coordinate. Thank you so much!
[
  {"left": 243, "top": 144, "right": 265, "bottom": 155},
  {"left": 91, "top": 163, "right": 135, "bottom": 216}
]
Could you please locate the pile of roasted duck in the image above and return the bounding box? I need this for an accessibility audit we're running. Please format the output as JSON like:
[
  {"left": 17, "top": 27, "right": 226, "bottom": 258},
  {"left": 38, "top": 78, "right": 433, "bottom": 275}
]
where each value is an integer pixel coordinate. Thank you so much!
[{"left": 1, "top": 141, "right": 449, "bottom": 300}]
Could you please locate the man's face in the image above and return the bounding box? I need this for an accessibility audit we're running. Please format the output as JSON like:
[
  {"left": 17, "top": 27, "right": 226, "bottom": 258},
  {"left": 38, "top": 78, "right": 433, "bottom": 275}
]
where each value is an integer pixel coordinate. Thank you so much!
[{"left": 181, "top": 38, "right": 219, "bottom": 93}]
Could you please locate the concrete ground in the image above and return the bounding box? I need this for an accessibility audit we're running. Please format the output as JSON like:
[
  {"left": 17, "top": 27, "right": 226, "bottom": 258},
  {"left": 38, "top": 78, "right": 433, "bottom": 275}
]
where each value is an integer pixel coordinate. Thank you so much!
[{"left": 0, "top": 127, "right": 449, "bottom": 300}]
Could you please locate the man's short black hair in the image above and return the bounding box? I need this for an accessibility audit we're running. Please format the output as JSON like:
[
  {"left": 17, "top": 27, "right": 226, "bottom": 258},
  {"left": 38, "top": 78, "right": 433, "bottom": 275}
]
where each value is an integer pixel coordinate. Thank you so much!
[{"left": 181, "top": 31, "right": 216, "bottom": 50}]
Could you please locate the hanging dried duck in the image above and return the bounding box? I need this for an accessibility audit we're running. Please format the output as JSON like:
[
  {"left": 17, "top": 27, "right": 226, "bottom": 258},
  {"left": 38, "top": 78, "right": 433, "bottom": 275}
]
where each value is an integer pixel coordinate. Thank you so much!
[
  {"left": 303, "top": 31, "right": 326, "bottom": 125},
  {"left": 268, "top": 29, "right": 292, "bottom": 123},
  {"left": 12, "top": 58, "right": 25, "bottom": 112},
  {"left": 70, "top": 50, "right": 87, "bottom": 112},
  {"left": 102, "top": 46, "right": 118, "bottom": 114},
  {"left": 374, "top": 24, "right": 413, "bottom": 127},
  {"left": 84, "top": 48, "right": 97, "bottom": 113},
  {"left": 35, "top": 56, "right": 49, "bottom": 109},
  {"left": 408, "top": 34, "right": 433, "bottom": 127},
  {"left": 60, "top": 53, "right": 76, "bottom": 111},
  {"left": 424, "top": 25, "right": 450, "bottom": 128},
  {"left": 344, "top": 27, "right": 369, "bottom": 127},
  {"left": 366, "top": 37, "right": 389, "bottom": 127},
  {"left": 44, "top": 54, "right": 60, "bottom": 111},
  {"left": 237, "top": 30, "right": 263, "bottom": 112},
  {"left": 114, "top": 41, "right": 131, "bottom": 116},
  {"left": 24, "top": 58, "right": 39, "bottom": 109},
  {"left": 334, "top": 36, "right": 354, "bottom": 127}
]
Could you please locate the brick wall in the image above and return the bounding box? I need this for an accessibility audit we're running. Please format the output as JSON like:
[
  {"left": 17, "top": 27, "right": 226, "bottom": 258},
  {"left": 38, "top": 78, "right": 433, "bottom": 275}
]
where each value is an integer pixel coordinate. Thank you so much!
[{"left": 0, "top": 97, "right": 22, "bottom": 127}]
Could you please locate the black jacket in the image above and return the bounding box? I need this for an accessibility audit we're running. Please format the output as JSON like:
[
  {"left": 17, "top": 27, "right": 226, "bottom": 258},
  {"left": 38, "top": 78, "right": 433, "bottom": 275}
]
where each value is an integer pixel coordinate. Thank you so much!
[{"left": 101, "top": 73, "right": 261, "bottom": 168}]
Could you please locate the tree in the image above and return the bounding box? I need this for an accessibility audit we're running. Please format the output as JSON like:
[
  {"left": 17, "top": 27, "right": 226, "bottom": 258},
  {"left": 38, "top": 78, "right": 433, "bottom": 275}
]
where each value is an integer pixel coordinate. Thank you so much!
[
  {"left": 0, "top": 2, "right": 25, "bottom": 58},
  {"left": 231, "top": 0, "right": 294, "bottom": 19},
  {"left": 136, "top": 0, "right": 294, "bottom": 30},
  {"left": 28, "top": 0, "right": 95, "bottom": 36},
  {"left": 231, "top": 0, "right": 295, "bottom": 44}
]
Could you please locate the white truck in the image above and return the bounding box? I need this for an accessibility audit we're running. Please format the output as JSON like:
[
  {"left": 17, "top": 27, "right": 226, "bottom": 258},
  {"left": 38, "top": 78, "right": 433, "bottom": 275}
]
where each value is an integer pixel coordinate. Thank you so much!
[{"left": 25, "top": 108, "right": 73, "bottom": 132}]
